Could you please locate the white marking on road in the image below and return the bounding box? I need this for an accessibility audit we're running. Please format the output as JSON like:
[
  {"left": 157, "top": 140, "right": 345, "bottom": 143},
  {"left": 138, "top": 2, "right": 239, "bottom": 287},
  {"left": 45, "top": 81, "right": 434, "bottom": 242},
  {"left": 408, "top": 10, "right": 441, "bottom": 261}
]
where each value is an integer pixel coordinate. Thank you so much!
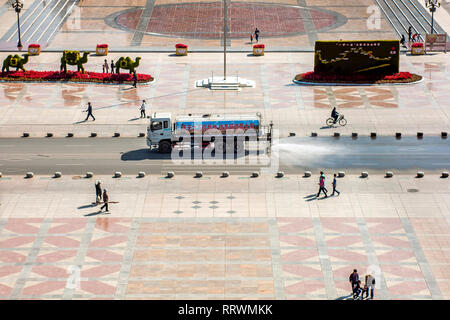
[
  {"left": 63, "top": 145, "right": 93, "bottom": 147},
  {"left": 353, "top": 163, "right": 376, "bottom": 165}
]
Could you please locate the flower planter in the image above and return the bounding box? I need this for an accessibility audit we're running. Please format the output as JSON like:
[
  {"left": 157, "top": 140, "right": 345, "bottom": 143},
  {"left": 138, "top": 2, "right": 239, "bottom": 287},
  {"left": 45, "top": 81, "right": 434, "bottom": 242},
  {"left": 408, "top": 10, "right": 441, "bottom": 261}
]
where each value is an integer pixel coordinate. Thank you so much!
[
  {"left": 411, "top": 43, "right": 424, "bottom": 55},
  {"left": 28, "top": 44, "right": 40, "bottom": 56},
  {"left": 253, "top": 44, "right": 265, "bottom": 56},
  {"left": 96, "top": 44, "right": 108, "bottom": 56},
  {"left": 411, "top": 47, "right": 424, "bottom": 55},
  {"left": 175, "top": 44, "right": 188, "bottom": 56}
]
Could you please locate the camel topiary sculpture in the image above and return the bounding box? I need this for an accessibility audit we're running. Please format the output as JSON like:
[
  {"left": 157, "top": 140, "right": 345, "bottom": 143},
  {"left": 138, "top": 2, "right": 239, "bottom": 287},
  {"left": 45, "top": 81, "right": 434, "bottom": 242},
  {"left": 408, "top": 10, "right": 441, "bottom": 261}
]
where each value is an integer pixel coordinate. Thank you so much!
[
  {"left": 115, "top": 56, "right": 141, "bottom": 74},
  {"left": 60, "top": 50, "right": 90, "bottom": 74},
  {"left": 2, "top": 54, "right": 30, "bottom": 72}
]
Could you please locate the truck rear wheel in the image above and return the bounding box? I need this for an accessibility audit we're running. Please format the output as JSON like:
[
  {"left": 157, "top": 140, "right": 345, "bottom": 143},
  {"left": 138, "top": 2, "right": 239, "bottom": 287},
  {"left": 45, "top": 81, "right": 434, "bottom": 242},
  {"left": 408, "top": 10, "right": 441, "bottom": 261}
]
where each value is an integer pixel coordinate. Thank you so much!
[{"left": 159, "top": 140, "right": 172, "bottom": 153}]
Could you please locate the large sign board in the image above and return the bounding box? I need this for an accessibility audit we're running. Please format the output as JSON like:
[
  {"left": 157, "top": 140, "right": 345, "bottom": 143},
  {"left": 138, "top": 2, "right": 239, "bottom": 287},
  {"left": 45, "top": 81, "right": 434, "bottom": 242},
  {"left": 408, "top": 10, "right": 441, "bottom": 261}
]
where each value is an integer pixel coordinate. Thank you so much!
[
  {"left": 314, "top": 40, "right": 400, "bottom": 75},
  {"left": 425, "top": 33, "right": 447, "bottom": 53},
  {"left": 176, "top": 120, "right": 260, "bottom": 134}
]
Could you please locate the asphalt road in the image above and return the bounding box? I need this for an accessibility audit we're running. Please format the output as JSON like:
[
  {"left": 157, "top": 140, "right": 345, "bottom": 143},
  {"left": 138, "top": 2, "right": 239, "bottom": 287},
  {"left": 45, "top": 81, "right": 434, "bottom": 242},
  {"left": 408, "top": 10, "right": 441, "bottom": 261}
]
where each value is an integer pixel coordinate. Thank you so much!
[{"left": 0, "top": 136, "right": 448, "bottom": 175}]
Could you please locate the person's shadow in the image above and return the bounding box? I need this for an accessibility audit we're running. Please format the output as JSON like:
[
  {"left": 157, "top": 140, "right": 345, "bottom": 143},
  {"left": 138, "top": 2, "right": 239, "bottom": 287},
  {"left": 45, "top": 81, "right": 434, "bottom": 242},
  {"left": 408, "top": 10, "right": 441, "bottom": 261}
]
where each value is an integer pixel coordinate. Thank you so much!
[
  {"left": 336, "top": 293, "right": 354, "bottom": 300},
  {"left": 128, "top": 117, "right": 140, "bottom": 122},
  {"left": 84, "top": 210, "right": 103, "bottom": 217},
  {"left": 77, "top": 203, "right": 97, "bottom": 209},
  {"left": 304, "top": 194, "right": 317, "bottom": 202}
]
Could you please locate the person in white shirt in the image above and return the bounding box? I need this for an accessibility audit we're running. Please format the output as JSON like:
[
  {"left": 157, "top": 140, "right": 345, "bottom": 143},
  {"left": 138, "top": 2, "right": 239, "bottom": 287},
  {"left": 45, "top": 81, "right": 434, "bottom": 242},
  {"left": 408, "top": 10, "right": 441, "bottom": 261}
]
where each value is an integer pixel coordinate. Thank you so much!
[
  {"left": 140, "top": 100, "right": 147, "bottom": 118},
  {"left": 365, "top": 274, "right": 375, "bottom": 299}
]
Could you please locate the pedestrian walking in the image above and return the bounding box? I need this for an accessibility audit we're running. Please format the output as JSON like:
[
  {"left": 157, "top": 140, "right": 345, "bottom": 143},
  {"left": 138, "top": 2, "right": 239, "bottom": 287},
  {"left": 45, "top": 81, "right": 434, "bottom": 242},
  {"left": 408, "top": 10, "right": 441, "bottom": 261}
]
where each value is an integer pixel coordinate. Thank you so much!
[
  {"left": 100, "top": 189, "right": 110, "bottom": 213},
  {"left": 317, "top": 171, "right": 328, "bottom": 198},
  {"left": 331, "top": 173, "right": 340, "bottom": 196},
  {"left": 140, "top": 99, "right": 147, "bottom": 118},
  {"left": 104, "top": 59, "right": 109, "bottom": 74},
  {"left": 111, "top": 60, "right": 115, "bottom": 74},
  {"left": 250, "top": 33, "right": 253, "bottom": 44},
  {"left": 400, "top": 34, "right": 406, "bottom": 47},
  {"left": 408, "top": 26, "right": 412, "bottom": 42},
  {"left": 84, "top": 102, "right": 95, "bottom": 121},
  {"left": 95, "top": 180, "right": 102, "bottom": 204},
  {"left": 366, "top": 274, "right": 375, "bottom": 299},
  {"left": 254, "top": 27, "right": 260, "bottom": 43},
  {"left": 349, "top": 269, "right": 359, "bottom": 297},
  {"left": 132, "top": 71, "right": 137, "bottom": 88}
]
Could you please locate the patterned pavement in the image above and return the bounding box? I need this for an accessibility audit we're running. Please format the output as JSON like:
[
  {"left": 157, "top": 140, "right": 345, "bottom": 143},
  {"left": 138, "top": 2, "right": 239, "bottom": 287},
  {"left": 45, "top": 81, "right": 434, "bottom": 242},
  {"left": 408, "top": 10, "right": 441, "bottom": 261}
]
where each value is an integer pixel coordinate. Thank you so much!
[
  {"left": 0, "top": 0, "right": 397, "bottom": 50},
  {"left": 0, "top": 53, "right": 449, "bottom": 138},
  {"left": 0, "top": 217, "right": 449, "bottom": 300}
]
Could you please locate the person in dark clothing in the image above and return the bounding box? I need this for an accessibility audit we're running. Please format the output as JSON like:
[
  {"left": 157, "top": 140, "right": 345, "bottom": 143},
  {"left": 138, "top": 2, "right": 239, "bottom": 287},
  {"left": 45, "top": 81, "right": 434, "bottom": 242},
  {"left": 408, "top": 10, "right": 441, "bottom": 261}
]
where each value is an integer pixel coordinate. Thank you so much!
[
  {"left": 100, "top": 189, "right": 109, "bottom": 213},
  {"left": 353, "top": 280, "right": 363, "bottom": 299},
  {"left": 132, "top": 71, "right": 137, "bottom": 88},
  {"left": 84, "top": 102, "right": 95, "bottom": 121},
  {"left": 349, "top": 269, "right": 359, "bottom": 296},
  {"left": 331, "top": 107, "right": 339, "bottom": 124},
  {"left": 254, "top": 28, "right": 260, "bottom": 43},
  {"left": 95, "top": 180, "right": 102, "bottom": 204},
  {"left": 317, "top": 171, "right": 328, "bottom": 198},
  {"left": 331, "top": 174, "right": 340, "bottom": 196},
  {"left": 111, "top": 60, "right": 115, "bottom": 74},
  {"left": 408, "top": 26, "right": 412, "bottom": 42},
  {"left": 400, "top": 34, "right": 406, "bottom": 46}
]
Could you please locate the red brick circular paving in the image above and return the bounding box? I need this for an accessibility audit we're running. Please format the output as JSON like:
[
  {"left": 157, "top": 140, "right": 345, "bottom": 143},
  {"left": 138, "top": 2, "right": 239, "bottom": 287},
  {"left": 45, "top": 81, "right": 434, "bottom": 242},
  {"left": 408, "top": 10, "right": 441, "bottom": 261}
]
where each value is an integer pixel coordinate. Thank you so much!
[{"left": 115, "top": 2, "right": 338, "bottom": 38}]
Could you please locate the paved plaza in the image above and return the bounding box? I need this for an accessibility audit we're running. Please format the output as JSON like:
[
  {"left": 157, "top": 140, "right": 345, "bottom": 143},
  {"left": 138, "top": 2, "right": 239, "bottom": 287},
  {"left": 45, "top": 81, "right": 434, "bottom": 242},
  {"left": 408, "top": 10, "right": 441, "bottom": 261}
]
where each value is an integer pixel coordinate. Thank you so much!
[
  {"left": 0, "top": 174, "right": 450, "bottom": 299},
  {"left": 0, "top": 52, "right": 449, "bottom": 139},
  {"left": 0, "top": 0, "right": 397, "bottom": 50},
  {"left": 0, "top": 0, "right": 449, "bottom": 301}
]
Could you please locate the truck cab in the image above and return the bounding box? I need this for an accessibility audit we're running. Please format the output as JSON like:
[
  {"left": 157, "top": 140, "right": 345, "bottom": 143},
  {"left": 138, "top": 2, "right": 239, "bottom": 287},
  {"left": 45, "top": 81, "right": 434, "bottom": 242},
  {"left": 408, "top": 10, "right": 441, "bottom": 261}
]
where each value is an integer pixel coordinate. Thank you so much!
[{"left": 147, "top": 113, "right": 173, "bottom": 153}]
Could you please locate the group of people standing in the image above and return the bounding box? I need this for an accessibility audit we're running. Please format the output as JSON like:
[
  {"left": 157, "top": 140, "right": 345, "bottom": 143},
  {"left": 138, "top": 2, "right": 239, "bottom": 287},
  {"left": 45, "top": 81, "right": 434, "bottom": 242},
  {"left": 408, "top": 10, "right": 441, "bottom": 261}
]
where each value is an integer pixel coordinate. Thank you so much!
[
  {"left": 102, "top": 59, "right": 138, "bottom": 87},
  {"left": 401, "top": 26, "right": 421, "bottom": 46},
  {"left": 102, "top": 59, "right": 115, "bottom": 74},
  {"left": 317, "top": 171, "right": 340, "bottom": 198},
  {"left": 349, "top": 269, "right": 376, "bottom": 300}
]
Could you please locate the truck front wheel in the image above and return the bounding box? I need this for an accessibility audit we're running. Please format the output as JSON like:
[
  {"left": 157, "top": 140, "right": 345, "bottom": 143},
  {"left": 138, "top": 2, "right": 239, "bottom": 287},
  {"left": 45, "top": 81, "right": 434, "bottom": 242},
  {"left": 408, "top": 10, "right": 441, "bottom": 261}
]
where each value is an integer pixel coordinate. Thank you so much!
[{"left": 159, "top": 140, "right": 172, "bottom": 153}]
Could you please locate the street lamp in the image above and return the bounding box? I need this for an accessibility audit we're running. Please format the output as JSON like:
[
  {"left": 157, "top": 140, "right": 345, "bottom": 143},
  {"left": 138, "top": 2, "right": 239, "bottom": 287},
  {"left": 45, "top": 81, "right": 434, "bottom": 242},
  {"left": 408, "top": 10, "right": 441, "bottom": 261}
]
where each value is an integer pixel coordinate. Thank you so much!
[
  {"left": 425, "top": 0, "right": 440, "bottom": 34},
  {"left": 10, "top": 0, "right": 23, "bottom": 50}
]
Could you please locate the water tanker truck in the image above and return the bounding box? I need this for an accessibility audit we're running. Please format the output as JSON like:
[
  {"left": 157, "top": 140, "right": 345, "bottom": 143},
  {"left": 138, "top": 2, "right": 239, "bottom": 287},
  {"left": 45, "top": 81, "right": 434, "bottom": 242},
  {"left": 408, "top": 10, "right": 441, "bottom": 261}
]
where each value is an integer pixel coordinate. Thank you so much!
[{"left": 147, "top": 112, "right": 273, "bottom": 153}]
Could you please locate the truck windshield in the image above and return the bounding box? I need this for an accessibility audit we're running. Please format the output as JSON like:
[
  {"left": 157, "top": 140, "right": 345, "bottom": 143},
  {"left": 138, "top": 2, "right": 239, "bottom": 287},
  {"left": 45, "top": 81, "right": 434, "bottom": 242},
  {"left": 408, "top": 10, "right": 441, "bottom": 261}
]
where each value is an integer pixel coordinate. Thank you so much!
[{"left": 151, "top": 121, "right": 163, "bottom": 131}]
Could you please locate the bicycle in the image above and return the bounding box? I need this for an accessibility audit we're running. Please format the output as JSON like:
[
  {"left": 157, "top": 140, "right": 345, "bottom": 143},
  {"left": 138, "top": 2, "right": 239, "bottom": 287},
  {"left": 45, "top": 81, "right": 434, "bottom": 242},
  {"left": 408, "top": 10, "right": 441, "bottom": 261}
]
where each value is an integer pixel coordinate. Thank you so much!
[{"left": 326, "top": 114, "right": 347, "bottom": 127}]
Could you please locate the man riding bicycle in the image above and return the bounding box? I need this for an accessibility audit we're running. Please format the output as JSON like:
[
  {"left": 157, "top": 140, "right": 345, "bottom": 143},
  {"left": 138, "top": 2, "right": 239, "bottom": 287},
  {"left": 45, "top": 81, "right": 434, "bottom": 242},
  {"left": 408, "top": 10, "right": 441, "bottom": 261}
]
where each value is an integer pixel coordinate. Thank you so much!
[{"left": 331, "top": 107, "right": 339, "bottom": 124}]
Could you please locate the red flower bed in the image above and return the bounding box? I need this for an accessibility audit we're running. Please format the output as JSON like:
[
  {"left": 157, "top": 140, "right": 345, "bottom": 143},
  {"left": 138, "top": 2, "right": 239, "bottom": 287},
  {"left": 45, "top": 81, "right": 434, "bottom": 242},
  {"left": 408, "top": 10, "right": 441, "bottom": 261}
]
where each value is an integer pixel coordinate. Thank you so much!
[
  {"left": 96, "top": 44, "right": 108, "bottom": 48},
  {"left": 383, "top": 72, "right": 412, "bottom": 80},
  {"left": 175, "top": 43, "right": 188, "bottom": 48},
  {"left": 295, "top": 70, "right": 421, "bottom": 84},
  {"left": 253, "top": 44, "right": 265, "bottom": 48},
  {"left": 411, "top": 42, "right": 424, "bottom": 48},
  {"left": 0, "top": 70, "right": 153, "bottom": 84},
  {"left": 300, "top": 71, "right": 413, "bottom": 82},
  {"left": 28, "top": 44, "right": 40, "bottom": 48}
]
